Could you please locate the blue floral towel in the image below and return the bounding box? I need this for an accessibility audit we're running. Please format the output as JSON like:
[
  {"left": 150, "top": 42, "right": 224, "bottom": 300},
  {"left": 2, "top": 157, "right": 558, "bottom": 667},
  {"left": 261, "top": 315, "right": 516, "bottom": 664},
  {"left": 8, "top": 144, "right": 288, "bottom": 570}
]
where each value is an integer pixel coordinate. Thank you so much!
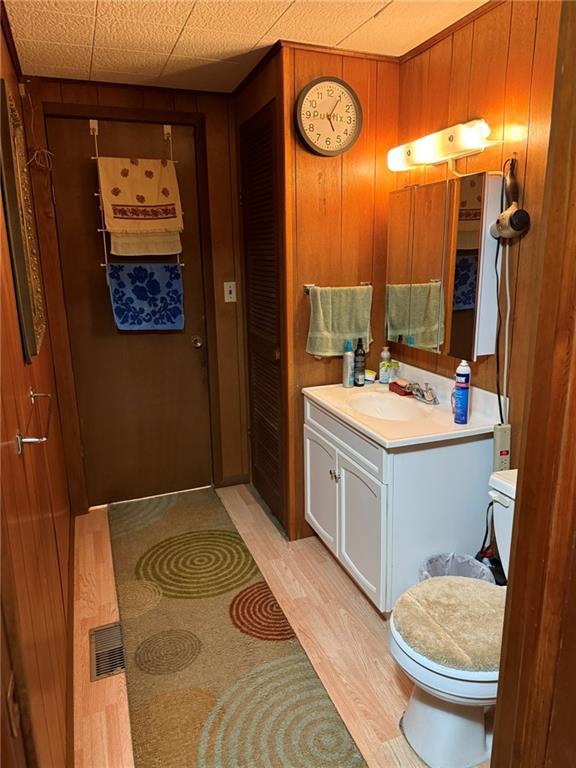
[{"left": 106, "top": 263, "right": 184, "bottom": 331}]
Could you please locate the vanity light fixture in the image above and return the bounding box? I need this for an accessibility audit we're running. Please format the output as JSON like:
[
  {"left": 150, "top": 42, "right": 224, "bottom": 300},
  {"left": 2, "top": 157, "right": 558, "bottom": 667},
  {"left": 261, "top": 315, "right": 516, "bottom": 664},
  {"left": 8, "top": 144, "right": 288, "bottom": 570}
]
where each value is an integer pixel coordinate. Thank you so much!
[{"left": 387, "top": 119, "right": 491, "bottom": 171}]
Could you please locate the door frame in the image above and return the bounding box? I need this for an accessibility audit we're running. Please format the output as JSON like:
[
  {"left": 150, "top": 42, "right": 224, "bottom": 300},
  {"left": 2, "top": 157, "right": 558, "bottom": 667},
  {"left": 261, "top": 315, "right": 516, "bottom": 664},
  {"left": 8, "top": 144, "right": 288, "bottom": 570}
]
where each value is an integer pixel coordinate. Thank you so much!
[
  {"left": 492, "top": 2, "right": 576, "bottom": 764},
  {"left": 29, "top": 102, "right": 222, "bottom": 512}
]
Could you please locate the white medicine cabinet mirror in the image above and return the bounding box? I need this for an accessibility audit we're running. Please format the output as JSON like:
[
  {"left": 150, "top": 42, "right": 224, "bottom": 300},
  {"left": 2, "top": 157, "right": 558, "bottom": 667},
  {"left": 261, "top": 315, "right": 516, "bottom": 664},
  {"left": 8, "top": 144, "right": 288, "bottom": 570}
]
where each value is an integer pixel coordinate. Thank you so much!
[{"left": 386, "top": 171, "right": 502, "bottom": 361}]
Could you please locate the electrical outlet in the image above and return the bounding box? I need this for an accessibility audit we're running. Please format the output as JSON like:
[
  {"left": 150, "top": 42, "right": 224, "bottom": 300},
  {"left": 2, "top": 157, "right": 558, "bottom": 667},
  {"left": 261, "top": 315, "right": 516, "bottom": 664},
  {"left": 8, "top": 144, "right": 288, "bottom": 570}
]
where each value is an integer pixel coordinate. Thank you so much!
[
  {"left": 493, "top": 424, "right": 511, "bottom": 471},
  {"left": 224, "top": 281, "right": 237, "bottom": 303}
]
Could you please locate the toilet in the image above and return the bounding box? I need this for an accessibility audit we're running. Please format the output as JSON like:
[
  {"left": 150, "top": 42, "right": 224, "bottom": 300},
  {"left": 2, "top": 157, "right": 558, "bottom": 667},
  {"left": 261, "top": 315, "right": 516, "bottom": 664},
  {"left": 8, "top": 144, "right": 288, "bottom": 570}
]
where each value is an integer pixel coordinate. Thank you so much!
[{"left": 389, "top": 469, "right": 518, "bottom": 768}]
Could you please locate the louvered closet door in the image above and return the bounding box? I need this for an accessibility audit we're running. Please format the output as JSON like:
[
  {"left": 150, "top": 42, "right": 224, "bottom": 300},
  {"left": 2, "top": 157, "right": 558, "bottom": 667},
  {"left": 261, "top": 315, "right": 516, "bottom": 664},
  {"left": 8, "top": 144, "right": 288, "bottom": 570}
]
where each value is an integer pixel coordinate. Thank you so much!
[{"left": 240, "top": 102, "right": 285, "bottom": 530}]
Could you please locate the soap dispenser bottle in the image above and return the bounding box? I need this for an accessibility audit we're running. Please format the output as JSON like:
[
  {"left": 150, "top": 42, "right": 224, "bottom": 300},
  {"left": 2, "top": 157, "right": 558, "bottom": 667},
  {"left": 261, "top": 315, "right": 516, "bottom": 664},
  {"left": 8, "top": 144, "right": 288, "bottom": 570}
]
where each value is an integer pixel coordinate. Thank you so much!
[
  {"left": 342, "top": 339, "right": 354, "bottom": 388},
  {"left": 354, "top": 338, "right": 366, "bottom": 387},
  {"left": 379, "top": 346, "right": 391, "bottom": 384}
]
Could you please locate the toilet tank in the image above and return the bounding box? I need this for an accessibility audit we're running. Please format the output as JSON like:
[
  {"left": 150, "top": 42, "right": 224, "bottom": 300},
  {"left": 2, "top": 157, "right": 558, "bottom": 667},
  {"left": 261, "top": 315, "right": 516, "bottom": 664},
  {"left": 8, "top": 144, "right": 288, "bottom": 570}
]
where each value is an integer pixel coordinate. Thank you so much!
[{"left": 489, "top": 469, "right": 518, "bottom": 578}]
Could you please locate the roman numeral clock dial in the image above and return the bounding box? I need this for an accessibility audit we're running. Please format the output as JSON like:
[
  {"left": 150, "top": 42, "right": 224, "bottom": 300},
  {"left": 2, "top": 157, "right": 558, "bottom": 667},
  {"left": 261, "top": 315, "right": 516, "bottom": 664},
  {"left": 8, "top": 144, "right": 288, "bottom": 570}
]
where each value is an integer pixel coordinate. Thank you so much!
[{"left": 295, "top": 77, "right": 362, "bottom": 157}]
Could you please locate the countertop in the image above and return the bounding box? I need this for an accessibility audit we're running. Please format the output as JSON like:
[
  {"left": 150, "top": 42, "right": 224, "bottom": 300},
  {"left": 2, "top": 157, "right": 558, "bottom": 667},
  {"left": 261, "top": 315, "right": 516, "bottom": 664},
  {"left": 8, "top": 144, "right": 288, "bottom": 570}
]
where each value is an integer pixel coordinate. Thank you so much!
[{"left": 303, "top": 383, "right": 496, "bottom": 449}]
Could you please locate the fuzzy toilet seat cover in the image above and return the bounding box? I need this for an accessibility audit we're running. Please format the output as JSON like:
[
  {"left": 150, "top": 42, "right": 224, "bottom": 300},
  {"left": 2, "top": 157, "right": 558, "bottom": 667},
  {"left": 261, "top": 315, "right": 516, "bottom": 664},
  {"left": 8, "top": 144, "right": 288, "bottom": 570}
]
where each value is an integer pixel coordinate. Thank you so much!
[{"left": 393, "top": 575, "right": 506, "bottom": 672}]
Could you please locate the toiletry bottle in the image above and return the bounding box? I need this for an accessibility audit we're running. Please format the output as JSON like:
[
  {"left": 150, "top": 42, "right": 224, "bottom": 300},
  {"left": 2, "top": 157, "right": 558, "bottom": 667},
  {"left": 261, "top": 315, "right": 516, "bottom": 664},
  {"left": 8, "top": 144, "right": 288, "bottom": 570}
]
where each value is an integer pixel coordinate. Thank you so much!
[
  {"left": 453, "top": 359, "right": 471, "bottom": 424},
  {"left": 342, "top": 339, "right": 354, "bottom": 388},
  {"left": 389, "top": 360, "right": 400, "bottom": 383},
  {"left": 354, "top": 338, "right": 365, "bottom": 387},
  {"left": 379, "top": 346, "right": 391, "bottom": 384}
]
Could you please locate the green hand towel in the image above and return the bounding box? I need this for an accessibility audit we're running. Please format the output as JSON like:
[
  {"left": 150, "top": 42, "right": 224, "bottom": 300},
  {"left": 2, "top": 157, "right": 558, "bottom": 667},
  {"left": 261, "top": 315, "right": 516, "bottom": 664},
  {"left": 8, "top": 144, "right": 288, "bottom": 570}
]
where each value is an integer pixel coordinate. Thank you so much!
[
  {"left": 386, "top": 284, "right": 411, "bottom": 342},
  {"left": 306, "top": 286, "right": 373, "bottom": 357},
  {"left": 409, "top": 282, "right": 445, "bottom": 350}
]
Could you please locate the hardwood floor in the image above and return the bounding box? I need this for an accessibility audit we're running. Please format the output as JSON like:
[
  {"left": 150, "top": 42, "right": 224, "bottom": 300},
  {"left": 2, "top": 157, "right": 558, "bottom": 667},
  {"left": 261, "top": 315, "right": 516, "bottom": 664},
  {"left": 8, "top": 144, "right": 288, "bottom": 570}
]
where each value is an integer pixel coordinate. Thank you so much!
[{"left": 73, "top": 485, "right": 482, "bottom": 767}]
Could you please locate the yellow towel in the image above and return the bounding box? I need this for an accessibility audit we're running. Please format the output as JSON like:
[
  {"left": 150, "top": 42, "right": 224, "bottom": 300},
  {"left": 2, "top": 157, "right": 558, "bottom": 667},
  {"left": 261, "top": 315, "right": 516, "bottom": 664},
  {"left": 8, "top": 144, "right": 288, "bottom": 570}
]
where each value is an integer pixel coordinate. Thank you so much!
[
  {"left": 306, "top": 286, "right": 372, "bottom": 357},
  {"left": 97, "top": 157, "right": 183, "bottom": 234}
]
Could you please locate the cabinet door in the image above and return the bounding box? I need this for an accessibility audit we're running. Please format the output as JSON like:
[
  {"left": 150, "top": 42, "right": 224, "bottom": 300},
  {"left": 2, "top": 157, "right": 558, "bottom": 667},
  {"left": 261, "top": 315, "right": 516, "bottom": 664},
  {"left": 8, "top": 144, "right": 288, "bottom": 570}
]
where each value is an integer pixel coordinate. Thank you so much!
[
  {"left": 337, "top": 454, "right": 385, "bottom": 608},
  {"left": 304, "top": 426, "right": 338, "bottom": 553}
]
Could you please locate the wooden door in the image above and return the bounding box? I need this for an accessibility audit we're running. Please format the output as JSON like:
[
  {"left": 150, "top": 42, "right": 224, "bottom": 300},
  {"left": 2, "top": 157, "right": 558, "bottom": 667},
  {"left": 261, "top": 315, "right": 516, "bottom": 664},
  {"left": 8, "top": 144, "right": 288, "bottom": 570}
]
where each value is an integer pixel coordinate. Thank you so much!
[
  {"left": 1, "top": 612, "right": 28, "bottom": 768},
  {"left": 240, "top": 102, "right": 285, "bottom": 528},
  {"left": 337, "top": 454, "right": 384, "bottom": 609},
  {"left": 304, "top": 426, "right": 337, "bottom": 553},
  {"left": 1, "top": 198, "right": 68, "bottom": 766},
  {"left": 46, "top": 117, "right": 212, "bottom": 504}
]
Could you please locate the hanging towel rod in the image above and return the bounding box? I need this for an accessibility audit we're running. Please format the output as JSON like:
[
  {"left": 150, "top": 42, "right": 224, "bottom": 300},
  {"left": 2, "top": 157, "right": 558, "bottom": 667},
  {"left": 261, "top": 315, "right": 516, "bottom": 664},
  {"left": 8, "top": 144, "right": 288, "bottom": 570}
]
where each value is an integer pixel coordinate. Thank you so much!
[{"left": 304, "top": 282, "right": 371, "bottom": 295}]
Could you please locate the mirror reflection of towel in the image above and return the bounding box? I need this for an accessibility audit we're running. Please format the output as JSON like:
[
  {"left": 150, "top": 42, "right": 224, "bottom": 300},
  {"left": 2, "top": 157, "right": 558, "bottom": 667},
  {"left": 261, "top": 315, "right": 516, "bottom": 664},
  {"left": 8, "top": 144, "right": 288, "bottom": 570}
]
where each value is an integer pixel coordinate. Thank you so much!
[
  {"left": 106, "top": 263, "right": 184, "bottom": 331},
  {"left": 409, "top": 282, "right": 445, "bottom": 349},
  {"left": 387, "top": 282, "right": 444, "bottom": 349}
]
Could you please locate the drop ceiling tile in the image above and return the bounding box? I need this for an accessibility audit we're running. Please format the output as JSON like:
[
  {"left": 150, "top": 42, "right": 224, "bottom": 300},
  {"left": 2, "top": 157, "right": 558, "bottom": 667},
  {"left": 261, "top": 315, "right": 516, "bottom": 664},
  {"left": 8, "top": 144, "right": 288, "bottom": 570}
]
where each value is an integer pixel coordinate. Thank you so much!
[
  {"left": 185, "top": 1, "right": 292, "bottom": 37},
  {"left": 97, "top": 0, "right": 195, "bottom": 26},
  {"left": 5, "top": 0, "right": 96, "bottom": 16},
  {"left": 94, "top": 16, "right": 181, "bottom": 54},
  {"left": 91, "top": 47, "right": 168, "bottom": 75},
  {"left": 172, "top": 29, "right": 259, "bottom": 61},
  {"left": 7, "top": 10, "right": 94, "bottom": 46},
  {"left": 260, "top": 0, "right": 385, "bottom": 47},
  {"left": 158, "top": 56, "right": 241, "bottom": 92},
  {"left": 15, "top": 39, "right": 92, "bottom": 71},
  {"left": 340, "top": 0, "right": 488, "bottom": 56}
]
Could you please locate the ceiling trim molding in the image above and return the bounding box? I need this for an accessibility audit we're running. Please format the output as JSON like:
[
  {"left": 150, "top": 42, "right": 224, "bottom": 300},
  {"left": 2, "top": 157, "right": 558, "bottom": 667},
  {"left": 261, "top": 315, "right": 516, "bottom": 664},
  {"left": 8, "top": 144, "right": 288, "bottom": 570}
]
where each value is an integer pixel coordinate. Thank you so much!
[
  {"left": 233, "top": 38, "right": 398, "bottom": 97},
  {"left": 399, "top": 0, "right": 507, "bottom": 64},
  {"left": 1, "top": 1, "right": 22, "bottom": 78}
]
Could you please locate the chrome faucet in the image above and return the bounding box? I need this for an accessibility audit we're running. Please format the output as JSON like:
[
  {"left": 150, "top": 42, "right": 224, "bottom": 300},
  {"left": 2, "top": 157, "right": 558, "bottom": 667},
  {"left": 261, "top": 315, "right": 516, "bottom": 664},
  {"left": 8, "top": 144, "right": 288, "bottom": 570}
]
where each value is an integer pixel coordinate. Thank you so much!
[{"left": 408, "top": 382, "right": 439, "bottom": 405}]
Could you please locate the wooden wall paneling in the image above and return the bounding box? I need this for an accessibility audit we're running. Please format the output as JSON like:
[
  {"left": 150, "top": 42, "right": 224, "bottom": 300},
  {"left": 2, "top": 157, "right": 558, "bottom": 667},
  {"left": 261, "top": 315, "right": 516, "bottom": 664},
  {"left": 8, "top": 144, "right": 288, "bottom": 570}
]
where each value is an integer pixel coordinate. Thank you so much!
[
  {"left": 277, "top": 46, "right": 299, "bottom": 537},
  {"left": 22, "top": 80, "right": 91, "bottom": 516},
  {"left": 423, "top": 36, "right": 452, "bottom": 184},
  {"left": 341, "top": 56, "right": 377, "bottom": 286},
  {"left": 60, "top": 80, "right": 98, "bottom": 105},
  {"left": 508, "top": 0, "right": 561, "bottom": 462},
  {"left": 465, "top": 0, "right": 511, "bottom": 175},
  {"left": 226, "top": 97, "right": 250, "bottom": 483},
  {"left": 398, "top": 50, "right": 429, "bottom": 187},
  {"left": 293, "top": 49, "right": 344, "bottom": 395},
  {"left": 447, "top": 23, "right": 474, "bottom": 176},
  {"left": 371, "top": 61, "right": 399, "bottom": 372},
  {"left": 197, "top": 92, "right": 248, "bottom": 483},
  {"left": 493, "top": 3, "right": 576, "bottom": 760}
]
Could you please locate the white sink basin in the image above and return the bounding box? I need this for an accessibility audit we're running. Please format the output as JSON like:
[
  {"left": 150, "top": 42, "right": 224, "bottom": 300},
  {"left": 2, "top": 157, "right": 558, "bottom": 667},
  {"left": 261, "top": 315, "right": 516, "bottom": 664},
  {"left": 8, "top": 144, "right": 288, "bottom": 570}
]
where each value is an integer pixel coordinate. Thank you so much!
[{"left": 348, "top": 391, "right": 433, "bottom": 421}]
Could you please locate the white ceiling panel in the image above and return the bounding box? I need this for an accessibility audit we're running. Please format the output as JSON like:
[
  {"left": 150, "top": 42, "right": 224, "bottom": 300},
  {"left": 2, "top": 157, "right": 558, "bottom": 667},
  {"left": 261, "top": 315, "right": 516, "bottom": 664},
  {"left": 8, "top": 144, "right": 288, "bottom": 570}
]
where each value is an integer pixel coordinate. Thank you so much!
[
  {"left": 5, "top": 0, "right": 491, "bottom": 92},
  {"left": 96, "top": 0, "right": 195, "bottom": 26},
  {"left": 261, "top": 0, "right": 385, "bottom": 47},
  {"left": 91, "top": 47, "right": 168, "bottom": 76},
  {"left": 94, "top": 16, "right": 182, "bottom": 54},
  {"left": 172, "top": 28, "right": 262, "bottom": 61},
  {"left": 186, "top": 1, "right": 292, "bottom": 37},
  {"left": 341, "top": 0, "right": 487, "bottom": 56}
]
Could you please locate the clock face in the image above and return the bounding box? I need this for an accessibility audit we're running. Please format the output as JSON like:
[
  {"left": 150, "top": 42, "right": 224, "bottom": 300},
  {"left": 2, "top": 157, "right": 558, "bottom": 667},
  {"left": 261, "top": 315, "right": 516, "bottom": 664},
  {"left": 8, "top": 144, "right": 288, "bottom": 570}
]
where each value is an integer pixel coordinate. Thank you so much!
[{"left": 295, "top": 77, "right": 362, "bottom": 156}]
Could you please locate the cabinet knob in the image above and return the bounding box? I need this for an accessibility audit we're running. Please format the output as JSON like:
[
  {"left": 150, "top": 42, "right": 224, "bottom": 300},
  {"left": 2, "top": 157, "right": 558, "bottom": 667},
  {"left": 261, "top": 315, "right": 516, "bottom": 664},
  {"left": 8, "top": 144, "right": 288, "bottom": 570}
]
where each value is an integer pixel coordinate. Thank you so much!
[{"left": 329, "top": 469, "right": 335, "bottom": 479}]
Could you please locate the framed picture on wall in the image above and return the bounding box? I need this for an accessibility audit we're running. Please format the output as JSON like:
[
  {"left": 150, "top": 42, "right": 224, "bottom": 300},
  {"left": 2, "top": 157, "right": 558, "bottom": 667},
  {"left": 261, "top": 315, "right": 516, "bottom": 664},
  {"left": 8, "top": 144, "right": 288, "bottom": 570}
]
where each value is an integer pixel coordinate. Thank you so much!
[{"left": 0, "top": 78, "right": 46, "bottom": 362}]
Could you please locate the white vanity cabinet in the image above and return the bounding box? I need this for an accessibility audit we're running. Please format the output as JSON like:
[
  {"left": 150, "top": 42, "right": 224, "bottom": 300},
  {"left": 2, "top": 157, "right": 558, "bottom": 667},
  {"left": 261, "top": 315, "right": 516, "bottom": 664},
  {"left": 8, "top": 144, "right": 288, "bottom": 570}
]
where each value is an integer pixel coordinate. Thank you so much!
[{"left": 304, "top": 393, "right": 493, "bottom": 612}]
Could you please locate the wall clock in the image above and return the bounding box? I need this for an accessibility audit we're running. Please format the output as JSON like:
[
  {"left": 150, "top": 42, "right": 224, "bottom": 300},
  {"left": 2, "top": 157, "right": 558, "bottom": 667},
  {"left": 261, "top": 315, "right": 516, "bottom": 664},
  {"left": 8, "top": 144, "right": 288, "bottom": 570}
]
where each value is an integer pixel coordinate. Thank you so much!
[{"left": 295, "top": 77, "right": 362, "bottom": 157}]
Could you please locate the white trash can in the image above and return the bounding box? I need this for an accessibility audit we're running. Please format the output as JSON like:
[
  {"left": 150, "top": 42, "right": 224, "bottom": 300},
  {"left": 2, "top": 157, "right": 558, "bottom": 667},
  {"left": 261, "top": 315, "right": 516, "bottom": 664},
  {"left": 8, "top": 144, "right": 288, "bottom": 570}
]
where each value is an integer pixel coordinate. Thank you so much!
[{"left": 419, "top": 552, "right": 495, "bottom": 583}]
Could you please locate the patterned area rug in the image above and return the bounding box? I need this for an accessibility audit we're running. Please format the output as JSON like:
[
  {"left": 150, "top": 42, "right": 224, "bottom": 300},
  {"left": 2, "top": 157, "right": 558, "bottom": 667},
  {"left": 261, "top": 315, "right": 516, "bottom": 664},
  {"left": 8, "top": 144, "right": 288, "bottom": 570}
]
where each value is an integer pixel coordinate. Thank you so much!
[{"left": 108, "top": 488, "right": 367, "bottom": 768}]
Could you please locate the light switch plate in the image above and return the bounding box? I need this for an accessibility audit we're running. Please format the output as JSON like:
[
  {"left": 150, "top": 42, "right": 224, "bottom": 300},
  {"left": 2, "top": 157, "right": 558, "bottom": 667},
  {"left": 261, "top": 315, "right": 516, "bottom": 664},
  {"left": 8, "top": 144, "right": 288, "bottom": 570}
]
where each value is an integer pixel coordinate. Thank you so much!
[{"left": 224, "top": 281, "right": 237, "bottom": 303}]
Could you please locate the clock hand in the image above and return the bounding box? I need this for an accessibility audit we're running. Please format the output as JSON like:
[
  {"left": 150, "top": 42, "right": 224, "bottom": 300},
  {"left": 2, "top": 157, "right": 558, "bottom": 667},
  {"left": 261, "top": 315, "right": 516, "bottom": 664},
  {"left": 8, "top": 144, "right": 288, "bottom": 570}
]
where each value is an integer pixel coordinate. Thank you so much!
[{"left": 326, "top": 96, "right": 340, "bottom": 132}]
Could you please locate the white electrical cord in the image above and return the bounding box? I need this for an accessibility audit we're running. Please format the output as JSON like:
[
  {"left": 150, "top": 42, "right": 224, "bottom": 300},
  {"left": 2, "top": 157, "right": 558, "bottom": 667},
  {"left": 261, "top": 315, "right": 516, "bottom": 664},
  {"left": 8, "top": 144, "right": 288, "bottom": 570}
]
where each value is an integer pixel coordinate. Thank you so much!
[{"left": 502, "top": 241, "right": 511, "bottom": 423}]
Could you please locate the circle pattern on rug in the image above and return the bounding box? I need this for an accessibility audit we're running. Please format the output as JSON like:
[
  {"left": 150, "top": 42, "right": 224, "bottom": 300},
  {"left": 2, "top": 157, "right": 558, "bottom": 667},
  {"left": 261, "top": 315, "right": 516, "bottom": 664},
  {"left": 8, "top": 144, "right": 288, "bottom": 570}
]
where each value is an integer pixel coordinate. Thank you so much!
[
  {"left": 135, "top": 529, "right": 259, "bottom": 599},
  {"left": 117, "top": 580, "right": 162, "bottom": 619},
  {"left": 230, "top": 581, "right": 295, "bottom": 641},
  {"left": 135, "top": 629, "right": 202, "bottom": 674},
  {"left": 197, "top": 654, "right": 365, "bottom": 767}
]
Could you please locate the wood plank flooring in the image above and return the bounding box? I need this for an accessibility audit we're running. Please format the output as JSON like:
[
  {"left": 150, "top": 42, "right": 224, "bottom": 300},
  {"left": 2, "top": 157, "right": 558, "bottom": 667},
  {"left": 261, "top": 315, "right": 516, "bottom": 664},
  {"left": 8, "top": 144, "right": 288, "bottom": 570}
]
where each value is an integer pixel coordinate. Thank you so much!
[{"left": 73, "top": 485, "right": 485, "bottom": 767}]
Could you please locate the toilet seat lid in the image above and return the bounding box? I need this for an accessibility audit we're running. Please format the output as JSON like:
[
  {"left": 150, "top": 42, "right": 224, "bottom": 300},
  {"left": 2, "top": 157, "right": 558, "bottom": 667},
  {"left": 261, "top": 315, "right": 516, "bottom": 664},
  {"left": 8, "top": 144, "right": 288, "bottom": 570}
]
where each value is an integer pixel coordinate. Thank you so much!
[{"left": 392, "top": 576, "right": 506, "bottom": 673}]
